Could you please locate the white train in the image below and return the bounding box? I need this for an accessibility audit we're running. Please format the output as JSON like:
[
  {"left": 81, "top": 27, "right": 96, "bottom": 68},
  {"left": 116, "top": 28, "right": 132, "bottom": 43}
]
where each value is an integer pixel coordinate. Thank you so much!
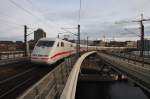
[
  {"left": 31, "top": 38, "right": 93, "bottom": 65},
  {"left": 31, "top": 38, "right": 127, "bottom": 65}
]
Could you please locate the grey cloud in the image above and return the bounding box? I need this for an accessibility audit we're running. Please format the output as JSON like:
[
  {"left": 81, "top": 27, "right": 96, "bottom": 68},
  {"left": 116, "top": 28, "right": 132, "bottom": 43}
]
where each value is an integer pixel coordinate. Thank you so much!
[
  {"left": 1, "top": 0, "right": 150, "bottom": 41},
  {"left": 44, "top": 10, "right": 78, "bottom": 22}
]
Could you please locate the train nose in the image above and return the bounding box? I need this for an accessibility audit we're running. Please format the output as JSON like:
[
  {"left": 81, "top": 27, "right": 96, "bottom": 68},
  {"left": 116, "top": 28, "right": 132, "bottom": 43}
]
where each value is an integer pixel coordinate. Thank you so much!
[
  {"left": 31, "top": 55, "right": 49, "bottom": 64},
  {"left": 33, "top": 47, "right": 52, "bottom": 56}
]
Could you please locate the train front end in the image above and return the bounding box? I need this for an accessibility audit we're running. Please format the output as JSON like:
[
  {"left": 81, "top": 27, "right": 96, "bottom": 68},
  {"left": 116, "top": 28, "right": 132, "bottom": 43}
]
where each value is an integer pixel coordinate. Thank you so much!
[{"left": 31, "top": 38, "right": 55, "bottom": 65}]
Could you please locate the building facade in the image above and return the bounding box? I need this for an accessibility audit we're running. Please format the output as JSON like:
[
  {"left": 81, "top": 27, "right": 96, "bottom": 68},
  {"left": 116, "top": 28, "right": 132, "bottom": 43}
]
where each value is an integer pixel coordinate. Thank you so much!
[
  {"left": 34, "top": 28, "right": 46, "bottom": 42},
  {"left": 137, "top": 39, "right": 150, "bottom": 51}
]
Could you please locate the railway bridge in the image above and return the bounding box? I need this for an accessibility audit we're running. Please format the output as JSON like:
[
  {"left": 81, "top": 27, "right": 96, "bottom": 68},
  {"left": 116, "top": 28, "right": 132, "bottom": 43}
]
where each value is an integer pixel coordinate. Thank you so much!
[{"left": 0, "top": 49, "right": 149, "bottom": 99}]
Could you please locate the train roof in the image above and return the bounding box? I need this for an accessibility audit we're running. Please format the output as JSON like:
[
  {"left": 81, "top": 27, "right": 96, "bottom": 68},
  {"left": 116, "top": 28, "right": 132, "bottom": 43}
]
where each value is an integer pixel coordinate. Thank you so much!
[
  {"left": 39, "top": 38, "right": 81, "bottom": 45},
  {"left": 39, "top": 38, "right": 71, "bottom": 42},
  {"left": 39, "top": 38, "right": 56, "bottom": 41}
]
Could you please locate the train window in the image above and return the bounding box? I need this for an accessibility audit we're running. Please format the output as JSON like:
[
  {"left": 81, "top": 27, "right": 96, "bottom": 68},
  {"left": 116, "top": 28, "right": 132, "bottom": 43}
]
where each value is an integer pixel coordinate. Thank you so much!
[
  {"left": 61, "top": 42, "right": 64, "bottom": 47},
  {"left": 57, "top": 42, "right": 59, "bottom": 47},
  {"left": 37, "top": 41, "right": 54, "bottom": 47}
]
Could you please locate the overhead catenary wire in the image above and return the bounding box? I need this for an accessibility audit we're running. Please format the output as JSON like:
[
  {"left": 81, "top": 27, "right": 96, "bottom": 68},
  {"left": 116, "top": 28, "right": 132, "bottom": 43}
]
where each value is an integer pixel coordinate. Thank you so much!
[
  {"left": 25, "top": 0, "right": 41, "bottom": 12},
  {"left": 26, "top": 0, "right": 82, "bottom": 33},
  {"left": 0, "top": 23, "right": 22, "bottom": 30},
  {"left": 8, "top": 0, "right": 37, "bottom": 19},
  {"left": 0, "top": 17, "right": 23, "bottom": 26},
  {"left": 25, "top": 0, "right": 61, "bottom": 28},
  {"left": 123, "top": 28, "right": 140, "bottom": 37},
  {"left": 0, "top": 8, "right": 38, "bottom": 30},
  {"left": 8, "top": 0, "right": 83, "bottom": 38},
  {"left": 0, "top": 12, "right": 23, "bottom": 26},
  {"left": 8, "top": 0, "right": 53, "bottom": 30}
]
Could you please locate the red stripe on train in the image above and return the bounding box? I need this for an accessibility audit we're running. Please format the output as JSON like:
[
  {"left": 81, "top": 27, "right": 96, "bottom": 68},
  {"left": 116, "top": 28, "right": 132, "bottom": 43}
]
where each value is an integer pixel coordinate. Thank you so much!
[
  {"left": 50, "top": 50, "right": 74, "bottom": 59},
  {"left": 31, "top": 50, "right": 75, "bottom": 60},
  {"left": 31, "top": 57, "right": 49, "bottom": 60}
]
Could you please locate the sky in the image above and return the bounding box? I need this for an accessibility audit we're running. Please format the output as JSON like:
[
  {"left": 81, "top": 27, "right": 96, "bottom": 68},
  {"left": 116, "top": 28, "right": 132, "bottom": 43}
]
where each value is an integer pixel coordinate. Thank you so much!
[{"left": 0, "top": 0, "right": 150, "bottom": 41}]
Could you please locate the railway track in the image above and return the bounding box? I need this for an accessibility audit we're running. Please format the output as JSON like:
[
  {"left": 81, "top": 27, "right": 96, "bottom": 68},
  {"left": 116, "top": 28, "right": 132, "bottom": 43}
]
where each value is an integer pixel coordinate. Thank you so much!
[
  {"left": 0, "top": 62, "right": 33, "bottom": 81},
  {"left": 98, "top": 53, "right": 150, "bottom": 98},
  {"left": 0, "top": 62, "right": 59, "bottom": 99},
  {"left": 106, "top": 52, "right": 150, "bottom": 65}
]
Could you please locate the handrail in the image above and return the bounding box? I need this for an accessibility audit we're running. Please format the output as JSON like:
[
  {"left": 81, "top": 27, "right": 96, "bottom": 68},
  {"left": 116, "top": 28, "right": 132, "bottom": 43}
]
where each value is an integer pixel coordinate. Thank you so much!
[{"left": 60, "top": 51, "right": 96, "bottom": 99}]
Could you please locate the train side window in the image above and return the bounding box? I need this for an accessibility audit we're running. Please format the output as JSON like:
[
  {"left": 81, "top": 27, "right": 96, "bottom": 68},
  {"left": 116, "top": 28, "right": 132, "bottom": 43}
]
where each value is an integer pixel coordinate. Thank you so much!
[
  {"left": 61, "top": 42, "right": 64, "bottom": 47},
  {"left": 57, "top": 42, "right": 59, "bottom": 47}
]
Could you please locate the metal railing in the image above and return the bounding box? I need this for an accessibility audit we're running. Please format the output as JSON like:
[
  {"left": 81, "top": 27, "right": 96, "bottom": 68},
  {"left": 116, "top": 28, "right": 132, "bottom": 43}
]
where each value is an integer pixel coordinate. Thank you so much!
[
  {"left": 0, "top": 51, "right": 25, "bottom": 60},
  {"left": 18, "top": 56, "right": 76, "bottom": 99}
]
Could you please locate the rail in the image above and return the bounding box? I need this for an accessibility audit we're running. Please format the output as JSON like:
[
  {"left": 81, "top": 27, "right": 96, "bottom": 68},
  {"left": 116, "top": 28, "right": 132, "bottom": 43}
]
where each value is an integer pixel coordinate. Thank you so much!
[
  {"left": 60, "top": 51, "right": 96, "bottom": 99},
  {"left": 109, "top": 52, "right": 150, "bottom": 65}
]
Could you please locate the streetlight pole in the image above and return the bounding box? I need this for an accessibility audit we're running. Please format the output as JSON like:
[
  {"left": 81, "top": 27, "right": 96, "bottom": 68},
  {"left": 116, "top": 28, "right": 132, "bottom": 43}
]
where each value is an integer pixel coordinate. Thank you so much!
[
  {"left": 140, "top": 14, "right": 144, "bottom": 57},
  {"left": 140, "top": 14, "right": 144, "bottom": 66},
  {"left": 61, "top": 25, "right": 80, "bottom": 58},
  {"left": 57, "top": 34, "right": 59, "bottom": 38},
  {"left": 77, "top": 24, "right": 80, "bottom": 57},
  {"left": 24, "top": 25, "right": 27, "bottom": 56},
  {"left": 87, "top": 36, "right": 88, "bottom": 51},
  {"left": 24, "top": 25, "right": 35, "bottom": 57}
]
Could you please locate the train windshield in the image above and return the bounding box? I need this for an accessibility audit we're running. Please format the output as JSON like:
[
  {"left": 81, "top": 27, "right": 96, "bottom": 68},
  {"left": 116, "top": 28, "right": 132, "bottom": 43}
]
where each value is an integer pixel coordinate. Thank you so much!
[{"left": 37, "top": 41, "right": 54, "bottom": 47}]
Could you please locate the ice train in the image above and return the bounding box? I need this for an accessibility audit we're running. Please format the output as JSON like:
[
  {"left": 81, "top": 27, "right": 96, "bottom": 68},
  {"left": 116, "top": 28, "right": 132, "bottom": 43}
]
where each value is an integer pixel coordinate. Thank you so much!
[
  {"left": 31, "top": 38, "right": 95, "bottom": 65},
  {"left": 31, "top": 38, "right": 127, "bottom": 65}
]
